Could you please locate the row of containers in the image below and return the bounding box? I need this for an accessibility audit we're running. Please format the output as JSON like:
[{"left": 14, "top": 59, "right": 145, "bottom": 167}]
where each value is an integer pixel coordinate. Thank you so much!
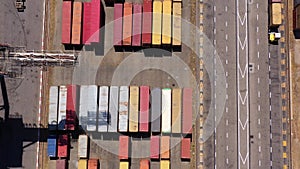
[
  {"left": 120, "top": 160, "right": 170, "bottom": 169},
  {"left": 48, "top": 159, "right": 98, "bottom": 169},
  {"left": 118, "top": 135, "right": 191, "bottom": 160},
  {"left": 113, "top": 0, "right": 182, "bottom": 48},
  {"left": 61, "top": 0, "right": 103, "bottom": 45},
  {"left": 61, "top": 0, "right": 182, "bottom": 48},
  {"left": 48, "top": 85, "right": 193, "bottom": 134}
]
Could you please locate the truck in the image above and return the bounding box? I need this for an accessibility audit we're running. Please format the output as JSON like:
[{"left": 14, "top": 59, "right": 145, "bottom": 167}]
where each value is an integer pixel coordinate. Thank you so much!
[
  {"left": 160, "top": 160, "right": 170, "bottom": 169},
  {"left": 82, "top": 2, "right": 92, "bottom": 44},
  {"left": 161, "top": 88, "right": 171, "bottom": 133},
  {"left": 151, "top": 88, "right": 161, "bottom": 133},
  {"left": 182, "top": 88, "right": 193, "bottom": 134},
  {"left": 139, "top": 86, "right": 149, "bottom": 132},
  {"left": 98, "top": 86, "right": 109, "bottom": 132},
  {"left": 90, "top": 0, "right": 101, "bottom": 43},
  {"left": 58, "top": 86, "right": 67, "bottom": 130},
  {"left": 47, "top": 135, "right": 57, "bottom": 157},
  {"left": 48, "top": 86, "right": 58, "bottom": 130},
  {"left": 108, "top": 86, "right": 119, "bottom": 132},
  {"left": 129, "top": 86, "right": 139, "bottom": 132},
  {"left": 119, "top": 86, "right": 129, "bottom": 132},
  {"left": 78, "top": 135, "right": 88, "bottom": 158},
  {"left": 119, "top": 162, "right": 129, "bottom": 169}
]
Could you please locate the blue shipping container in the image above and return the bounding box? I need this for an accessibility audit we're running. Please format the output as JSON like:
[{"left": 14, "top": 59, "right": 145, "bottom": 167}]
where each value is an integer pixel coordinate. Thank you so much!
[{"left": 47, "top": 136, "right": 57, "bottom": 157}]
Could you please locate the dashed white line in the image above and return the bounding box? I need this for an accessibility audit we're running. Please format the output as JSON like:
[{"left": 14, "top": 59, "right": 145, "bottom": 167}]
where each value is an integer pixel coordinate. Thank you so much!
[
  {"left": 256, "top": 14, "right": 259, "bottom": 21},
  {"left": 226, "top": 107, "right": 228, "bottom": 113},
  {"left": 258, "top": 91, "right": 260, "bottom": 98},
  {"left": 214, "top": 17, "right": 216, "bottom": 23},
  {"left": 258, "top": 118, "right": 261, "bottom": 125},
  {"left": 226, "top": 119, "right": 229, "bottom": 125},
  {"left": 258, "top": 105, "right": 261, "bottom": 111},
  {"left": 226, "top": 60, "right": 228, "bottom": 64},
  {"left": 214, "top": 28, "right": 216, "bottom": 35},
  {"left": 226, "top": 145, "right": 229, "bottom": 151},
  {"left": 257, "top": 64, "right": 260, "bottom": 70},
  {"left": 226, "top": 158, "right": 229, "bottom": 164},
  {"left": 258, "top": 132, "right": 261, "bottom": 139},
  {"left": 226, "top": 72, "right": 228, "bottom": 77},
  {"left": 257, "top": 38, "right": 260, "bottom": 45},
  {"left": 225, "top": 6, "right": 228, "bottom": 12},
  {"left": 256, "top": 27, "right": 259, "bottom": 33},
  {"left": 226, "top": 132, "right": 229, "bottom": 138},
  {"left": 225, "top": 21, "right": 228, "bottom": 27},
  {"left": 226, "top": 34, "right": 228, "bottom": 40},
  {"left": 226, "top": 83, "right": 228, "bottom": 88},
  {"left": 226, "top": 46, "right": 228, "bottom": 52},
  {"left": 258, "top": 78, "right": 260, "bottom": 84},
  {"left": 256, "top": 3, "right": 259, "bottom": 9},
  {"left": 214, "top": 5, "right": 216, "bottom": 12},
  {"left": 258, "top": 51, "right": 260, "bottom": 58},
  {"left": 259, "top": 160, "right": 261, "bottom": 166},
  {"left": 226, "top": 94, "right": 228, "bottom": 100}
]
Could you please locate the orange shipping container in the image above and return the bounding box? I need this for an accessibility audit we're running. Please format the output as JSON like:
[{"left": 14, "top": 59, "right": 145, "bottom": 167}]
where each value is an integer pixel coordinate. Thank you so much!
[
  {"left": 140, "top": 159, "right": 149, "bottom": 169},
  {"left": 160, "top": 136, "right": 170, "bottom": 159},
  {"left": 71, "top": 2, "right": 83, "bottom": 44},
  {"left": 123, "top": 2, "right": 133, "bottom": 46},
  {"left": 88, "top": 159, "right": 99, "bottom": 169}
]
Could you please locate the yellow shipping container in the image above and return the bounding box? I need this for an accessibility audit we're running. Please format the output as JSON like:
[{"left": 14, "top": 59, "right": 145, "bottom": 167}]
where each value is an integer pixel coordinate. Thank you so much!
[
  {"left": 172, "top": 88, "right": 181, "bottom": 133},
  {"left": 152, "top": 0, "right": 162, "bottom": 45},
  {"left": 162, "top": 0, "right": 172, "bottom": 44},
  {"left": 160, "top": 160, "right": 170, "bottom": 169},
  {"left": 129, "top": 86, "right": 139, "bottom": 132},
  {"left": 172, "top": 2, "right": 182, "bottom": 46},
  {"left": 78, "top": 159, "right": 87, "bottom": 169},
  {"left": 271, "top": 3, "right": 282, "bottom": 26},
  {"left": 119, "top": 162, "right": 129, "bottom": 169}
]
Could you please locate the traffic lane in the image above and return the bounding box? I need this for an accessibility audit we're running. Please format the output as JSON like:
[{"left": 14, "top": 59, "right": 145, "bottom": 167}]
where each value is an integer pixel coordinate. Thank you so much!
[
  {"left": 0, "top": 0, "right": 44, "bottom": 50},
  {"left": 213, "top": 0, "right": 238, "bottom": 168}
]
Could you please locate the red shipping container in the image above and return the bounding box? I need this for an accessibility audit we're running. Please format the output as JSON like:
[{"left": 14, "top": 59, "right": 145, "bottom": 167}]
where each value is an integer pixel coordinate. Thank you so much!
[
  {"left": 61, "top": 1, "right": 72, "bottom": 44},
  {"left": 56, "top": 159, "right": 67, "bottom": 169},
  {"left": 82, "top": 2, "right": 92, "bottom": 44},
  {"left": 114, "top": 3, "right": 123, "bottom": 46},
  {"left": 150, "top": 136, "right": 159, "bottom": 159},
  {"left": 88, "top": 159, "right": 99, "bottom": 169},
  {"left": 123, "top": 2, "right": 133, "bottom": 46},
  {"left": 182, "top": 88, "right": 193, "bottom": 134},
  {"left": 181, "top": 138, "right": 191, "bottom": 159},
  {"left": 140, "top": 159, "right": 149, "bottom": 169},
  {"left": 66, "top": 85, "right": 78, "bottom": 130},
  {"left": 160, "top": 136, "right": 170, "bottom": 159},
  {"left": 139, "top": 86, "right": 149, "bottom": 132},
  {"left": 119, "top": 136, "right": 129, "bottom": 159},
  {"left": 132, "top": 4, "right": 142, "bottom": 46},
  {"left": 142, "top": 0, "right": 152, "bottom": 46},
  {"left": 58, "top": 134, "right": 69, "bottom": 158},
  {"left": 90, "top": 0, "right": 101, "bottom": 43}
]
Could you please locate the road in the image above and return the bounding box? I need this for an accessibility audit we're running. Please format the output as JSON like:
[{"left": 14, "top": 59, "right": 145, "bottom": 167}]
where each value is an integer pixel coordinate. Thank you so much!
[{"left": 201, "top": 0, "right": 284, "bottom": 168}]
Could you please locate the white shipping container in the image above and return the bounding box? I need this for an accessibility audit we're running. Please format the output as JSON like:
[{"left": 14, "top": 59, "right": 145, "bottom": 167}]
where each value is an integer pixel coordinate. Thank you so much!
[
  {"left": 108, "top": 86, "right": 119, "bottom": 132},
  {"left": 98, "top": 86, "right": 109, "bottom": 132},
  {"left": 87, "top": 85, "right": 97, "bottom": 131},
  {"left": 79, "top": 85, "right": 89, "bottom": 130},
  {"left": 118, "top": 86, "right": 129, "bottom": 132},
  {"left": 48, "top": 86, "right": 58, "bottom": 130},
  {"left": 78, "top": 135, "right": 88, "bottom": 158},
  {"left": 58, "top": 86, "right": 67, "bottom": 130},
  {"left": 161, "top": 88, "right": 171, "bottom": 133}
]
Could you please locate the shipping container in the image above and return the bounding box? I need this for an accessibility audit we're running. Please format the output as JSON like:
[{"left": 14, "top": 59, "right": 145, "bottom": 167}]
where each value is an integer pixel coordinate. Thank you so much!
[
  {"left": 47, "top": 135, "right": 57, "bottom": 157},
  {"left": 171, "top": 88, "right": 181, "bottom": 133},
  {"left": 152, "top": 0, "right": 162, "bottom": 45},
  {"left": 48, "top": 86, "right": 58, "bottom": 130},
  {"left": 78, "top": 135, "right": 88, "bottom": 158},
  {"left": 181, "top": 138, "right": 191, "bottom": 159},
  {"left": 161, "top": 88, "right": 171, "bottom": 133},
  {"left": 79, "top": 86, "right": 88, "bottom": 130},
  {"left": 58, "top": 86, "right": 67, "bottom": 130},
  {"left": 56, "top": 159, "right": 67, "bottom": 169},
  {"left": 78, "top": 159, "right": 88, "bottom": 169},
  {"left": 123, "top": 2, "right": 133, "bottom": 46},
  {"left": 119, "top": 136, "right": 129, "bottom": 160},
  {"left": 88, "top": 159, "right": 99, "bottom": 169},
  {"left": 182, "top": 88, "right": 193, "bottom": 134},
  {"left": 82, "top": 2, "right": 92, "bottom": 44},
  {"left": 119, "top": 86, "right": 129, "bottom": 132},
  {"left": 160, "top": 160, "right": 170, "bottom": 169},
  {"left": 119, "top": 162, "right": 129, "bottom": 169},
  {"left": 150, "top": 135, "right": 160, "bottom": 159},
  {"left": 270, "top": 3, "right": 282, "bottom": 26},
  {"left": 162, "top": 0, "right": 171, "bottom": 45},
  {"left": 129, "top": 86, "right": 139, "bottom": 132},
  {"left": 90, "top": 0, "right": 101, "bottom": 43},
  {"left": 71, "top": 2, "right": 82, "bottom": 44},
  {"left": 172, "top": 2, "right": 182, "bottom": 46},
  {"left": 142, "top": 0, "right": 152, "bottom": 46},
  {"left": 132, "top": 4, "right": 142, "bottom": 46},
  {"left": 87, "top": 85, "right": 97, "bottom": 131},
  {"left": 66, "top": 85, "right": 79, "bottom": 130},
  {"left": 62, "top": 1, "right": 72, "bottom": 44},
  {"left": 58, "top": 134, "right": 68, "bottom": 158},
  {"left": 98, "top": 86, "right": 109, "bottom": 132},
  {"left": 271, "top": 0, "right": 281, "bottom": 2},
  {"left": 160, "top": 136, "right": 170, "bottom": 159},
  {"left": 151, "top": 88, "right": 161, "bottom": 132},
  {"left": 295, "top": 5, "right": 300, "bottom": 29},
  {"left": 139, "top": 86, "right": 149, "bottom": 132},
  {"left": 140, "top": 159, "right": 149, "bottom": 169},
  {"left": 114, "top": 3, "right": 123, "bottom": 46},
  {"left": 108, "top": 86, "right": 119, "bottom": 132}
]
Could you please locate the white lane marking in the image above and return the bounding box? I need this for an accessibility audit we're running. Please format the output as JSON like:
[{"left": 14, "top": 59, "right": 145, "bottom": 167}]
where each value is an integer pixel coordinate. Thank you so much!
[
  {"left": 226, "top": 21, "right": 228, "bottom": 27},
  {"left": 259, "top": 146, "right": 261, "bottom": 153},
  {"left": 258, "top": 132, "right": 261, "bottom": 139},
  {"left": 270, "top": 92, "right": 272, "bottom": 98},
  {"left": 36, "top": 70, "right": 43, "bottom": 169},
  {"left": 226, "top": 158, "right": 229, "bottom": 164},
  {"left": 226, "top": 119, "right": 229, "bottom": 125},
  {"left": 257, "top": 38, "right": 259, "bottom": 45},
  {"left": 226, "top": 145, "right": 229, "bottom": 151},
  {"left": 258, "top": 118, "right": 261, "bottom": 125},
  {"left": 257, "top": 64, "right": 260, "bottom": 70},
  {"left": 225, "top": 6, "right": 228, "bottom": 12},
  {"left": 214, "top": 39, "right": 216, "bottom": 46},
  {"left": 226, "top": 94, "right": 228, "bottom": 100},
  {"left": 239, "top": 152, "right": 249, "bottom": 165},
  {"left": 226, "top": 34, "right": 228, "bottom": 40},
  {"left": 226, "top": 46, "right": 228, "bottom": 52},
  {"left": 256, "top": 3, "right": 259, "bottom": 9},
  {"left": 214, "top": 17, "right": 216, "bottom": 23},
  {"left": 226, "top": 83, "right": 228, "bottom": 88},
  {"left": 214, "top": 5, "right": 216, "bottom": 12},
  {"left": 270, "top": 146, "right": 272, "bottom": 152},
  {"left": 258, "top": 105, "right": 261, "bottom": 111},
  {"left": 256, "top": 27, "right": 259, "bottom": 33},
  {"left": 226, "top": 107, "right": 228, "bottom": 113},
  {"left": 258, "top": 91, "right": 260, "bottom": 98},
  {"left": 226, "top": 72, "right": 228, "bottom": 77},
  {"left": 258, "top": 51, "right": 260, "bottom": 58},
  {"left": 214, "top": 28, "right": 216, "bottom": 35},
  {"left": 258, "top": 77, "right": 260, "bottom": 84},
  {"left": 226, "top": 132, "right": 229, "bottom": 138},
  {"left": 226, "top": 59, "right": 228, "bottom": 64},
  {"left": 259, "top": 160, "right": 261, "bottom": 166},
  {"left": 256, "top": 14, "right": 259, "bottom": 21}
]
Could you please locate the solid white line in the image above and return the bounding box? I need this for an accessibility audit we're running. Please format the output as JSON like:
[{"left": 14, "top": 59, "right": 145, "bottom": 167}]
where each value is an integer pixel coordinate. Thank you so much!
[{"left": 36, "top": 70, "right": 43, "bottom": 169}]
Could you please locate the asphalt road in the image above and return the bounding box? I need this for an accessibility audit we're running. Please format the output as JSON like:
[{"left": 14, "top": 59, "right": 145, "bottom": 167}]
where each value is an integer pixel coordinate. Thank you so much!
[{"left": 201, "top": 0, "right": 282, "bottom": 168}]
